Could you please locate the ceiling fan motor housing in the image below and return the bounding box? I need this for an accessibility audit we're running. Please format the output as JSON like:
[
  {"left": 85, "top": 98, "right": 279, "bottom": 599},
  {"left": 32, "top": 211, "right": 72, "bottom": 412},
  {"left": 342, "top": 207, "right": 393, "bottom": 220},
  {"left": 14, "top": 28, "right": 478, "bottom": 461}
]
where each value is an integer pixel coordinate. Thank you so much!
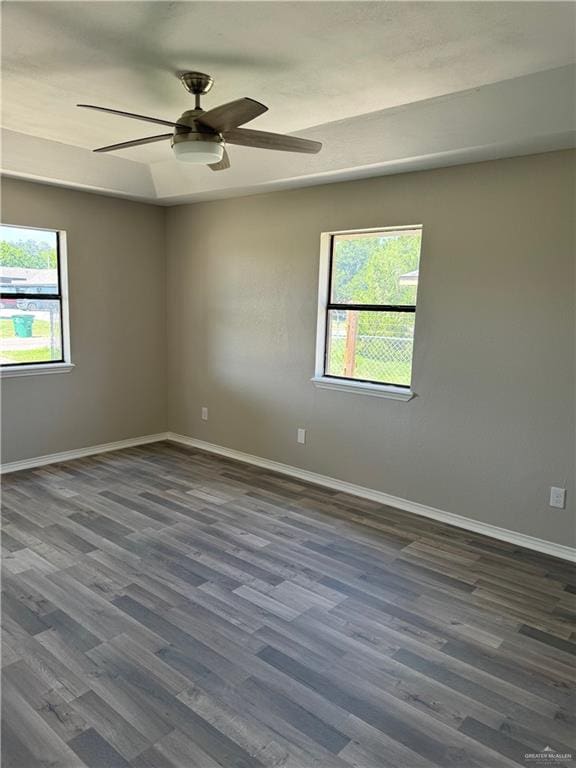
[
  {"left": 171, "top": 110, "right": 223, "bottom": 148},
  {"left": 171, "top": 106, "right": 225, "bottom": 164}
]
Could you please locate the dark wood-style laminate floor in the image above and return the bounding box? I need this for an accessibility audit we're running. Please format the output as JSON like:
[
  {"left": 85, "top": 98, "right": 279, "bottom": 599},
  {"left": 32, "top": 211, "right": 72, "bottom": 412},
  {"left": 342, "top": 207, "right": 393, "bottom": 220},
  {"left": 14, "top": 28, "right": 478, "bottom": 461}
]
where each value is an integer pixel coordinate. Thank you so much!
[{"left": 1, "top": 442, "right": 575, "bottom": 768}]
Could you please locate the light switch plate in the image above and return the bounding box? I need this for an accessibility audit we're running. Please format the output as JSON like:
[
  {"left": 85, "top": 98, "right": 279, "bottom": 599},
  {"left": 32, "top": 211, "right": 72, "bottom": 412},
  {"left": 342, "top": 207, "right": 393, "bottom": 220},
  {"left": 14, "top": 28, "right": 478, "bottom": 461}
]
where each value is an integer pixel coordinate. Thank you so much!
[{"left": 549, "top": 487, "right": 566, "bottom": 509}]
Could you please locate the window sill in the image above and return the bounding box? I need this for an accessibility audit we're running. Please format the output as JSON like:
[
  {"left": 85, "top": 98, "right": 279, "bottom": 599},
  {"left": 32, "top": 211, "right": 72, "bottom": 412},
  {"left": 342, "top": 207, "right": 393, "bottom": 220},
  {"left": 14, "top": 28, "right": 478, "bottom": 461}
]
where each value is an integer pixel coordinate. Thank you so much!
[
  {"left": 311, "top": 376, "right": 414, "bottom": 401},
  {"left": 1, "top": 362, "right": 75, "bottom": 379}
]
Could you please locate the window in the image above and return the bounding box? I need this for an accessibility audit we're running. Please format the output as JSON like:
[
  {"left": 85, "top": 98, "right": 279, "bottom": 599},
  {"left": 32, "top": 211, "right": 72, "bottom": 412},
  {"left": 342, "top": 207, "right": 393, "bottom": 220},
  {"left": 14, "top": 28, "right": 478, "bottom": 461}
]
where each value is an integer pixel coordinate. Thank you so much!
[
  {"left": 313, "top": 226, "right": 422, "bottom": 398},
  {"left": 1, "top": 224, "right": 71, "bottom": 373}
]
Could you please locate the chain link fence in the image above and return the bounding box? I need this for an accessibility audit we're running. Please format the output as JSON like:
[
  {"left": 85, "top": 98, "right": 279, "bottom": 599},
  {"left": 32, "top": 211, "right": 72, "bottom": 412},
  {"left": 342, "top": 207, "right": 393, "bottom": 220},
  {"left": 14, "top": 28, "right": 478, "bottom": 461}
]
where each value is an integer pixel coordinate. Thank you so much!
[
  {"left": 326, "top": 312, "right": 415, "bottom": 385},
  {"left": 355, "top": 334, "right": 413, "bottom": 381}
]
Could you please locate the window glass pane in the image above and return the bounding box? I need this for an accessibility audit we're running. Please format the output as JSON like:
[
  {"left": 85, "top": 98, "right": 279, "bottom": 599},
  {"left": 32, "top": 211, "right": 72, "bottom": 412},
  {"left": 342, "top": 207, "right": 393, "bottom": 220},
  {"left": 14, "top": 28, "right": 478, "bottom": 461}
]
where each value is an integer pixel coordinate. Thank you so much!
[
  {"left": 331, "top": 229, "right": 421, "bottom": 305},
  {"left": 0, "top": 301, "right": 63, "bottom": 365},
  {"left": 0, "top": 225, "right": 59, "bottom": 295},
  {"left": 325, "top": 309, "right": 414, "bottom": 386}
]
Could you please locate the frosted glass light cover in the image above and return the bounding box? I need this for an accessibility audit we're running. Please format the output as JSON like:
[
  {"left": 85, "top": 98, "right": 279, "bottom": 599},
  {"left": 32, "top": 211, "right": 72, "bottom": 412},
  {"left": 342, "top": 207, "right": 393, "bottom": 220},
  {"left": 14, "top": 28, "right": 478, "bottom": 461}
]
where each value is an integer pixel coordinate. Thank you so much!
[{"left": 173, "top": 141, "right": 224, "bottom": 164}]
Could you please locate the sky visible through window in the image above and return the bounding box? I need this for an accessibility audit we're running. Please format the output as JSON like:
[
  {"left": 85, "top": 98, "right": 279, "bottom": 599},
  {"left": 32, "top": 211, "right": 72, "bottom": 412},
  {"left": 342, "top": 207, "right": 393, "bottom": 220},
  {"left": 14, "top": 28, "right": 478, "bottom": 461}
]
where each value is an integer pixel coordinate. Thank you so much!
[{"left": 1, "top": 225, "right": 57, "bottom": 247}]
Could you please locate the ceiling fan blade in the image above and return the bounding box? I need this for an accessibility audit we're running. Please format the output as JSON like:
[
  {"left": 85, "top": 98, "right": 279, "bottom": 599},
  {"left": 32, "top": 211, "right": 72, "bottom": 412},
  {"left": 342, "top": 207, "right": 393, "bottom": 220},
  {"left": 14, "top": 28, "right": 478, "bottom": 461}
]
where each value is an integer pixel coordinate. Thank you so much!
[
  {"left": 78, "top": 104, "right": 189, "bottom": 129},
  {"left": 196, "top": 98, "right": 268, "bottom": 132},
  {"left": 208, "top": 147, "right": 231, "bottom": 171},
  {"left": 93, "top": 134, "right": 173, "bottom": 153},
  {"left": 224, "top": 128, "right": 322, "bottom": 154}
]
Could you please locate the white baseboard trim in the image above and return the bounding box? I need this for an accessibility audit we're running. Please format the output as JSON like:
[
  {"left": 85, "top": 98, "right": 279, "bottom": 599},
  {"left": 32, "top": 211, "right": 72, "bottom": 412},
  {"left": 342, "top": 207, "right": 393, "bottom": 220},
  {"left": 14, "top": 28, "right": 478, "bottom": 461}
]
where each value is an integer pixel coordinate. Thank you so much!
[
  {"left": 1, "top": 433, "right": 170, "bottom": 475},
  {"left": 2, "top": 430, "right": 572, "bottom": 563},
  {"left": 167, "top": 432, "right": 576, "bottom": 563}
]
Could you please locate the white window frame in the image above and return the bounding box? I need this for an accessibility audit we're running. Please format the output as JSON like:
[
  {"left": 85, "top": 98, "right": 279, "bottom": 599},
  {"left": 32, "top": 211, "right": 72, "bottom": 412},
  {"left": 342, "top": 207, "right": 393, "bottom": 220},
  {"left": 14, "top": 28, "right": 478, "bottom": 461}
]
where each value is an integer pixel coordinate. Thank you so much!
[
  {"left": 1, "top": 224, "right": 73, "bottom": 378},
  {"left": 311, "top": 226, "right": 419, "bottom": 401}
]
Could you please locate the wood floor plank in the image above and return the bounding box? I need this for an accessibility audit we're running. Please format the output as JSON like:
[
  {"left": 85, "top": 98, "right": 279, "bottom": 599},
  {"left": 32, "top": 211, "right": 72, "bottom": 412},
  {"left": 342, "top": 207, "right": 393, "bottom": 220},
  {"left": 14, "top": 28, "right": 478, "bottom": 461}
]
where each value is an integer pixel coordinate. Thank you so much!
[
  {"left": 2, "top": 675, "right": 88, "bottom": 767},
  {"left": 2, "top": 441, "right": 575, "bottom": 767},
  {"left": 68, "top": 727, "right": 132, "bottom": 768},
  {"left": 70, "top": 689, "right": 151, "bottom": 761}
]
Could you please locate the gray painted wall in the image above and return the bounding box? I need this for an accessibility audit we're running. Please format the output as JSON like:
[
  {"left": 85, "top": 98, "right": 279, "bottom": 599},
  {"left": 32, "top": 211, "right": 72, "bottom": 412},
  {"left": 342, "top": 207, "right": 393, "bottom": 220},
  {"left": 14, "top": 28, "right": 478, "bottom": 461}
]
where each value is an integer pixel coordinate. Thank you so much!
[
  {"left": 2, "top": 153, "right": 574, "bottom": 547},
  {"left": 1, "top": 179, "right": 167, "bottom": 461},
  {"left": 166, "top": 151, "right": 575, "bottom": 546}
]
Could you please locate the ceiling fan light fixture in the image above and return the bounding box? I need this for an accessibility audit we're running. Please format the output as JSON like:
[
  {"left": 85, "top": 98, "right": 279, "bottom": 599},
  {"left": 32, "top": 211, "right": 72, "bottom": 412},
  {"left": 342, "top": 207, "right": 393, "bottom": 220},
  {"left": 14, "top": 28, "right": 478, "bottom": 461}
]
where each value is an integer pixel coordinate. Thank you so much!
[{"left": 172, "top": 140, "right": 224, "bottom": 164}]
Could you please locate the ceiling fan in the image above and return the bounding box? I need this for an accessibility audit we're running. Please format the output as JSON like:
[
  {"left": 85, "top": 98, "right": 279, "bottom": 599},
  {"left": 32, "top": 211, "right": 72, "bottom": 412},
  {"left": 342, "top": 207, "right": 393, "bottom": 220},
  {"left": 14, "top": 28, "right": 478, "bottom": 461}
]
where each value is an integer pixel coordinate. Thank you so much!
[{"left": 78, "top": 71, "right": 322, "bottom": 170}]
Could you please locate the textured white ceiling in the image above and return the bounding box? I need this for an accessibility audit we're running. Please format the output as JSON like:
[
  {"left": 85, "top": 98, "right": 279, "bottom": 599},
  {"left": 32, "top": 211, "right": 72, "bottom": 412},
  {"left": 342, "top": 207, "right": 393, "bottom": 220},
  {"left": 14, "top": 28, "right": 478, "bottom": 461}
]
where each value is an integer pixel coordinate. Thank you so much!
[{"left": 2, "top": 1, "right": 575, "bottom": 202}]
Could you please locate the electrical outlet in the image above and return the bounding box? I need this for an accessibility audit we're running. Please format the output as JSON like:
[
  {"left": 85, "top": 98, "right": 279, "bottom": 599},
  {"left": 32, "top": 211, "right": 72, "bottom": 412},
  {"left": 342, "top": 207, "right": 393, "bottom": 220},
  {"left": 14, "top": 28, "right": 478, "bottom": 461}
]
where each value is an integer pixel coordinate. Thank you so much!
[
  {"left": 549, "top": 487, "right": 566, "bottom": 509},
  {"left": 201, "top": 407, "right": 208, "bottom": 421},
  {"left": 297, "top": 428, "right": 306, "bottom": 445}
]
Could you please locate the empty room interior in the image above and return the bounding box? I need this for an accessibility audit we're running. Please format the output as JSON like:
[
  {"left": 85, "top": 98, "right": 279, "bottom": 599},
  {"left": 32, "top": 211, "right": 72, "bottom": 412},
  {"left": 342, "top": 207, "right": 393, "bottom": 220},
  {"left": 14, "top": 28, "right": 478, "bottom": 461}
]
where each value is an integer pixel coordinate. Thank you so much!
[{"left": 1, "top": 2, "right": 575, "bottom": 767}]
